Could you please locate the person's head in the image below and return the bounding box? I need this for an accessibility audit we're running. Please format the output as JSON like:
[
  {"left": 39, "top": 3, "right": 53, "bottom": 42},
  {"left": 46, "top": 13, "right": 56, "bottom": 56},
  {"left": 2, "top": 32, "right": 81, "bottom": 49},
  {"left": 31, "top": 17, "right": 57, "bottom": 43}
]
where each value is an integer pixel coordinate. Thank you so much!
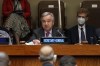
[
  {"left": 77, "top": 8, "right": 89, "bottom": 26},
  {"left": 39, "top": 45, "right": 57, "bottom": 63},
  {"left": 59, "top": 55, "right": 77, "bottom": 66},
  {"left": 0, "top": 52, "right": 10, "bottom": 66},
  {"left": 41, "top": 12, "right": 55, "bottom": 32}
]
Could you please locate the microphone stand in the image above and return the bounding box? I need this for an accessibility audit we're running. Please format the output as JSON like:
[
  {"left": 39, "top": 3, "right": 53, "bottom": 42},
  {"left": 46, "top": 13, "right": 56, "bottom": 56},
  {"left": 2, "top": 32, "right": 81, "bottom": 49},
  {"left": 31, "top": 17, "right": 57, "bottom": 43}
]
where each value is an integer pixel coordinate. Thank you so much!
[
  {"left": 57, "top": 29, "right": 64, "bottom": 37},
  {"left": 58, "top": 0, "right": 62, "bottom": 29}
]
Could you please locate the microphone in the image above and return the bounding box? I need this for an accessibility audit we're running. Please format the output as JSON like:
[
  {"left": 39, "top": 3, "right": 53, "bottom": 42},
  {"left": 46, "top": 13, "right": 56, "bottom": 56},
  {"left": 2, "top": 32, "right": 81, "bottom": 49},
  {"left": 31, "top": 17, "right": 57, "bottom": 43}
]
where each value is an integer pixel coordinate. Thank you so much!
[{"left": 57, "top": 29, "right": 64, "bottom": 37}]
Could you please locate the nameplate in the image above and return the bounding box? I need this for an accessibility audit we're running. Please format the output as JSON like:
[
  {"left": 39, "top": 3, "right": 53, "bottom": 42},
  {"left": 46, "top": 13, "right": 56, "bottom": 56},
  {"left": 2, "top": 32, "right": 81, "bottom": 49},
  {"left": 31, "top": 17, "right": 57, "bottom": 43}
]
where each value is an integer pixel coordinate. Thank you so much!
[
  {"left": 0, "top": 37, "right": 9, "bottom": 44},
  {"left": 40, "top": 37, "right": 68, "bottom": 44}
]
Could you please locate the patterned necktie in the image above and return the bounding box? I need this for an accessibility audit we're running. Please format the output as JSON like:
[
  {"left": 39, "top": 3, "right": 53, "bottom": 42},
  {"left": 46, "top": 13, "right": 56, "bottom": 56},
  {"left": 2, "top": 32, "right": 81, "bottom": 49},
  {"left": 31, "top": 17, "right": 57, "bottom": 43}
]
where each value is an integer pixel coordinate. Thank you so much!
[
  {"left": 81, "top": 28, "right": 86, "bottom": 41},
  {"left": 46, "top": 31, "right": 50, "bottom": 37}
]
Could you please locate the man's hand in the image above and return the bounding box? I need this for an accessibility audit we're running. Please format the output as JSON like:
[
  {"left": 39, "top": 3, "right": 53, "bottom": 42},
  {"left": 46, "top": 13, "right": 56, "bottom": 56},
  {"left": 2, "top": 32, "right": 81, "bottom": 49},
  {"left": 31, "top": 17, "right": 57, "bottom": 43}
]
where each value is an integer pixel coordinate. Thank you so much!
[
  {"left": 25, "top": 39, "right": 41, "bottom": 45},
  {"left": 32, "top": 39, "right": 41, "bottom": 45}
]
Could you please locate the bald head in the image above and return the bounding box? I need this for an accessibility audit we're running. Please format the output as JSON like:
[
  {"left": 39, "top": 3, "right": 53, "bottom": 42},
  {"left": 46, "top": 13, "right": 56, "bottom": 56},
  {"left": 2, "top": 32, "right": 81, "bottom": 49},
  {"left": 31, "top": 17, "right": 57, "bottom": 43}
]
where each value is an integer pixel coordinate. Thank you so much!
[
  {"left": 40, "top": 45, "right": 54, "bottom": 55},
  {"left": 0, "top": 52, "right": 9, "bottom": 66},
  {"left": 39, "top": 45, "right": 54, "bottom": 62}
]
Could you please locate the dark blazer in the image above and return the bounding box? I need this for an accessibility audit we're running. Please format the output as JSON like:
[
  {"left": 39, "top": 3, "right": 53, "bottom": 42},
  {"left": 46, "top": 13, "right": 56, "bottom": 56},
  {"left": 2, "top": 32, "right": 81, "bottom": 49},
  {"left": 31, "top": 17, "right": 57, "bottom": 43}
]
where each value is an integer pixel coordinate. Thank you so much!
[
  {"left": 28, "top": 27, "right": 64, "bottom": 42},
  {"left": 66, "top": 25, "right": 97, "bottom": 44},
  {"left": 43, "top": 62, "right": 54, "bottom": 66}
]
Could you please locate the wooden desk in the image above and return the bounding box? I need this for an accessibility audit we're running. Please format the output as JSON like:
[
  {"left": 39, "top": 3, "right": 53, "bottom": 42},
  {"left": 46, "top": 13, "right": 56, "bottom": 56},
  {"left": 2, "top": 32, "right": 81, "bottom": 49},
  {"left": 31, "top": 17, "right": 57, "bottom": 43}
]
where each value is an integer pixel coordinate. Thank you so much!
[{"left": 0, "top": 44, "right": 100, "bottom": 66}]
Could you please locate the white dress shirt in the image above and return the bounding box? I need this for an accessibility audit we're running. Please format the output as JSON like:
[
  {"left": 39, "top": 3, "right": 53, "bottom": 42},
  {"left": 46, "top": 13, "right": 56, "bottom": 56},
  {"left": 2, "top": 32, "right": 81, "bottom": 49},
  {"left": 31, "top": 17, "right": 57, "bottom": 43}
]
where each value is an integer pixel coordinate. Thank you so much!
[{"left": 78, "top": 24, "right": 87, "bottom": 43}]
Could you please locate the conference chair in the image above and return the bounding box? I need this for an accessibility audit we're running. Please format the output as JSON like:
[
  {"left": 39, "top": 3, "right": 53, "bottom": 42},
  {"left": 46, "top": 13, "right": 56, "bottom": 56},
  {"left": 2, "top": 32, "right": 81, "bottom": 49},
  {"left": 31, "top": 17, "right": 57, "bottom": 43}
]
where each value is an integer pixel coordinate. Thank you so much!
[
  {"left": 38, "top": 1, "right": 66, "bottom": 29},
  {"left": 81, "top": 1, "right": 100, "bottom": 28}
]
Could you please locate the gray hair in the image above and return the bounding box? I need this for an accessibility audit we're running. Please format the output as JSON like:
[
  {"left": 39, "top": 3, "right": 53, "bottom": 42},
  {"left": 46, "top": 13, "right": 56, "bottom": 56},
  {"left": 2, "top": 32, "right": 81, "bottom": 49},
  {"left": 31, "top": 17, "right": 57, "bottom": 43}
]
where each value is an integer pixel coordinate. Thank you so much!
[{"left": 41, "top": 12, "right": 55, "bottom": 22}]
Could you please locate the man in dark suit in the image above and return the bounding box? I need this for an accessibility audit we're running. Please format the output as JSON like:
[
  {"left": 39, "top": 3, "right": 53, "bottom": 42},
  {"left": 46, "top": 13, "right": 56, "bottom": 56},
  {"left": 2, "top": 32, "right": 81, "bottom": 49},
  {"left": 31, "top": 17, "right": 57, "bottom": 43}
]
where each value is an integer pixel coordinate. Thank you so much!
[
  {"left": 39, "top": 45, "right": 57, "bottom": 66},
  {"left": 28, "top": 12, "right": 64, "bottom": 43},
  {"left": 66, "top": 8, "right": 97, "bottom": 44}
]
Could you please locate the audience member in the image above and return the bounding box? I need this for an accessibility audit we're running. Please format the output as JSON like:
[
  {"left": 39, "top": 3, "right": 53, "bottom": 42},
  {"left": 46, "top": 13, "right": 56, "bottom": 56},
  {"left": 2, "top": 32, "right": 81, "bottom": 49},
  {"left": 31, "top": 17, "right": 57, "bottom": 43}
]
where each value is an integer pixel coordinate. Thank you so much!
[
  {"left": 0, "top": 52, "right": 10, "bottom": 66},
  {"left": 39, "top": 45, "right": 57, "bottom": 66},
  {"left": 59, "top": 55, "right": 76, "bottom": 66},
  {"left": 2, "top": 0, "right": 31, "bottom": 44},
  {"left": 66, "top": 8, "right": 97, "bottom": 44}
]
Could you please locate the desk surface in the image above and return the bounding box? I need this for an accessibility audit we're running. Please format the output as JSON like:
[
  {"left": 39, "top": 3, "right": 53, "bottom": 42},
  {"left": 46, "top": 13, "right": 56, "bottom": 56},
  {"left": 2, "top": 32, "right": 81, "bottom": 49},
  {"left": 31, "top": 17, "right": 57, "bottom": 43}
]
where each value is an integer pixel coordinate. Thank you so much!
[{"left": 0, "top": 44, "right": 100, "bottom": 56}]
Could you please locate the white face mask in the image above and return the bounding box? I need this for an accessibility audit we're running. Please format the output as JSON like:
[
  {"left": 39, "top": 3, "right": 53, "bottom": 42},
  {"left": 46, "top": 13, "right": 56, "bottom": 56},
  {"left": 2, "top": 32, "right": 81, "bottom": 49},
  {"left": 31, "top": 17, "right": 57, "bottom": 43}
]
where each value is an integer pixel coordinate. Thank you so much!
[{"left": 78, "top": 17, "right": 85, "bottom": 25}]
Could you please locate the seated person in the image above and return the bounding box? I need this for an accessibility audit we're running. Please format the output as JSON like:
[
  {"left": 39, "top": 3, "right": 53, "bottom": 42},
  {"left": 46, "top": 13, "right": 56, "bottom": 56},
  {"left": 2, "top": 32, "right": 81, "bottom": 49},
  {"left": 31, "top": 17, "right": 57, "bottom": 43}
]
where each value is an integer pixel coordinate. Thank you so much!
[
  {"left": 0, "top": 27, "right": 12, "bottom": 45},
  {"left": 96, "top": 28, "right": 100, "bottom": 42},
  {"left": 59, "top": 55, "right": 76, "bottom": 66},
  {"left": 2, "top": 0, "right": 31, "bottom": 44},
  {"left": 39, "top": 45, "right": 57, "bottom": 66},
  {"left": 66, "top": 8, "right": 97, "bottom": 44},
  {"left": 0, "top": 52, "right": 10, "bottom": 66},
  {"left": 27, "top": 12, "right": 64, "bottom": 44}
]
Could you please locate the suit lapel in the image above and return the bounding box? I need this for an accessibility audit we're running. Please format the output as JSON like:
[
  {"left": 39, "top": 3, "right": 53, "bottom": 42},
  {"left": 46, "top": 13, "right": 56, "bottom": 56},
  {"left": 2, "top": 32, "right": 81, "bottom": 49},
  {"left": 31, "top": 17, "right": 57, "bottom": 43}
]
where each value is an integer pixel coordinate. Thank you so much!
[
  {"left": 52, "top": 28, "right": 56, "bottom": 37},
  {"left": 39, "top": 28, "right": 45, "bottom": 37},
  {"left": 85, "top": 25, "right": 90, "bottom": 41}
]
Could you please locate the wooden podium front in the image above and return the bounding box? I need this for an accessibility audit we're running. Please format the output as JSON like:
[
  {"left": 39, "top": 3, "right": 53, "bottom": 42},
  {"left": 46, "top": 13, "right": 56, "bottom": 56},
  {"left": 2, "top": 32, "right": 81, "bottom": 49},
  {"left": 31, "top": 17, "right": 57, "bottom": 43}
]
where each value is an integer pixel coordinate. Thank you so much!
[{"left": 0, "top": 45, "right": 100, "bottom": 66}]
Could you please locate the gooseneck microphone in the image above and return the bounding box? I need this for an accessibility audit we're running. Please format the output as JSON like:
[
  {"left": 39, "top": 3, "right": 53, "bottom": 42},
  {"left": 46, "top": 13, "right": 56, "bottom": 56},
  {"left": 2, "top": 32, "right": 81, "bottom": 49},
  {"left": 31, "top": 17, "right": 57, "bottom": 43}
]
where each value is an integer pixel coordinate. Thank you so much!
[{"left": 57, "top": 29, "right": 64, "bottom": 37}]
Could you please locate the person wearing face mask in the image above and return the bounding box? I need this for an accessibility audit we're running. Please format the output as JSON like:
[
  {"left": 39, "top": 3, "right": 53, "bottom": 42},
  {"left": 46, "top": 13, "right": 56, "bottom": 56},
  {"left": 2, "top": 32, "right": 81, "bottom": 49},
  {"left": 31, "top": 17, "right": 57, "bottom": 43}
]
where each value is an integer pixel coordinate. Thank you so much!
[{"left": 66, "top": 8, "right": 97, "bottom": 44}]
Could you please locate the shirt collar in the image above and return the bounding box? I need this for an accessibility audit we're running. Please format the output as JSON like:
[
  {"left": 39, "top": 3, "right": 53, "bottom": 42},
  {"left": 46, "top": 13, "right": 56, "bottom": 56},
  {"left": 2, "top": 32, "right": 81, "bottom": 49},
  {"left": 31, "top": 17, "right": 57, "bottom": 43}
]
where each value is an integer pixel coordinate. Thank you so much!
[
  {"left": 78, "top": 24, "right": 85, "bottom": 29},
  {"left": 44, "top": 30, "right": 52, "bottom": 34}
]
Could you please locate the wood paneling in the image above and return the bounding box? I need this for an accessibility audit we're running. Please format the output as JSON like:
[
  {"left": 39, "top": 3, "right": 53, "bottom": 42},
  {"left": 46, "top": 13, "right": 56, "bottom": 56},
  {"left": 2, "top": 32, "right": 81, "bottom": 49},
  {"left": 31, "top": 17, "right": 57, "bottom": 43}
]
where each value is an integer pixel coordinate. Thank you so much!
[{"left": 0, "top": 44, "right": 100, "bottom": 66}]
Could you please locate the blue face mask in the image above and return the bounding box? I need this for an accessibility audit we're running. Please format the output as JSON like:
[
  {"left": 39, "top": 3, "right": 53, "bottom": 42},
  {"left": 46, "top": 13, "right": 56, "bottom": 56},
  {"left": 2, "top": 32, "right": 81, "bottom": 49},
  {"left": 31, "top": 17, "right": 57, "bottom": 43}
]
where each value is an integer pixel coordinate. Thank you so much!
[{"left": 78, "top": 17, "right": 85, "bottom": 25}]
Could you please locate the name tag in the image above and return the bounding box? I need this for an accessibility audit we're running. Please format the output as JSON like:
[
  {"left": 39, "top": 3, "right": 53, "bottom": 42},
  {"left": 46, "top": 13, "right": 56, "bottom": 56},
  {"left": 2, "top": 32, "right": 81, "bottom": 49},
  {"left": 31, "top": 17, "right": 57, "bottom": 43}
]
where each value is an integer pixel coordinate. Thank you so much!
[{"left": 40, "top": 37, "right": 68, "bottom": 44}]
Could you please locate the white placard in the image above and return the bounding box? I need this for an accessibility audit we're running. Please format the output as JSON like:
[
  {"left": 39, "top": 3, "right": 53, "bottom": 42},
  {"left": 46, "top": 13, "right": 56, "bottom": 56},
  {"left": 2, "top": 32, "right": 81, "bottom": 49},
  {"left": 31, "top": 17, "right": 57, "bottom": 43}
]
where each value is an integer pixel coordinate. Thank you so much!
[
  {"left": 48, "top": 5, "right": 54, "bottom": 8},
  {"left": 92, "top": 4, "right": 98, "bottom": 8}
]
